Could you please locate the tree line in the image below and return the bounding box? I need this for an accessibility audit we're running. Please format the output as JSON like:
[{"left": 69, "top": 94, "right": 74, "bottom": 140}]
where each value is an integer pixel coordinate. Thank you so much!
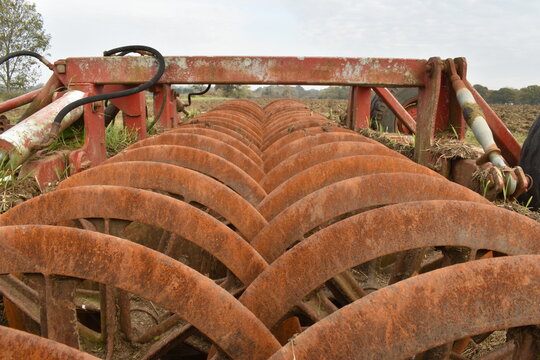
[
  {"left": 176, "top": 84, "right": 540, "bottom": 104},
  {"left": 175, "top": 85, "right": 352, "bottom": 100},
  {"left": 473, "top": 84, "right": 540, "bottom": 105}
]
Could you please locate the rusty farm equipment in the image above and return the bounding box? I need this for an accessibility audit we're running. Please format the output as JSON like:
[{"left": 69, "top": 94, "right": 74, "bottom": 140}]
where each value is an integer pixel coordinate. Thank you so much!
[{"left": 0, "top": 47, "right": 539, "bottom": 359}]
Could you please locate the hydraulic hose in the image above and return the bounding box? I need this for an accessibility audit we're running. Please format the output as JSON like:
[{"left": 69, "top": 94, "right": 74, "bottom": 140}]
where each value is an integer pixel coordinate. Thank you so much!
[
  {"left": 146, "top": 85, "right": 168, "bottom": 132},
  {"left": 186, "top": 84, "right": 212, "bottom": 107},
  {"left": 49, "top": 45, "right": 165, "bottom": 138},
  {"left": 0, "top": 50, "right": 54, "bottom": 70}
]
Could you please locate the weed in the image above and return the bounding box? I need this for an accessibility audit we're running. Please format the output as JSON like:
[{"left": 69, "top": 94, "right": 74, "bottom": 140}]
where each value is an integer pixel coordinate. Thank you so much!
[
  {"left": 0, "top": 161, "right": 39, "bottom": 214},
  {"left": 46, "top": 125, "right": 84, "bottom": 152},
  {"left": 105, "top": 125, "right": 138, "bottom": 157},
  {"left": 482, "top": 179, "right": 492, "bottom": 198},
  {"left": 450, "top": 125, "right": 459, "bottom": 139}
]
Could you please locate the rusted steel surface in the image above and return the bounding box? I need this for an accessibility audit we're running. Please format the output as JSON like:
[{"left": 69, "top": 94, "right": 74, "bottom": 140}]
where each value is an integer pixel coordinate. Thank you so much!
[
  {"left": 180, "top": 117, "right": 262, "bottom": 146},
  {"left": 262, "top": 126, "right": 351, "bottom": 153},
  {"left": 60, "top": 56, "right": 427, "bottom": 86},
  {"left": 0, "top": 225, "right": 281, "bottom": 360},
  {"left": 264, "top": 132, "right": 379, "bottom": 172},
  {"left": 171, "top": 124, "right": 261, "bottom": 154},
  {"left": 167, "top": 127, "right": 263, "bottom": 163},
  {"left": 261, "top": 141, "right": 408, "bottom": 192},
  {"left": 0, "top": 186, "right": 267, "bottom": 285},
  {"left": 264, "top": 116, "right": 328, "bottom": 138},
  {"left": 267, "top": 255, "right": 540, "bottom": 360},
  {"left": 252, "top": 174, "right": 489, "bottom": 262},
  {"left": 201, "top": 108, "right": 263, "bottom": 127},
  {"left": 415, "top": 57, "right": 442, "bottom": 165},
  {"left": 58, "top": 162, "right": 267, "bottom": 241},
  {"left": 214, "top": 100, "right": 265, "bottom": 122},
  {"left": 263, "top": 111, "right": 327, "bottom": 132},
  {"left": 124, "top": 133, "right": 264, "bottom": 181},
  {"left": 105, "top": 145, "right": 267, "bottom": 205},
  {"left": 258, "top": 155, "right": 443, "bottom": 220},
  {"left": 196, "top": 112, "right": 263, "bottom": 138},
  {"left": 240, "top": 201, "right": 540, "bottom": 329},
  {"left": 3, "top": 97, "right": 536, "bottom": 359},
  {"left": 262, "top": 120, "right": 335, "bottom": 149},
  {"left": 0, "top": 325, "right": 99, "bottom": 360}
]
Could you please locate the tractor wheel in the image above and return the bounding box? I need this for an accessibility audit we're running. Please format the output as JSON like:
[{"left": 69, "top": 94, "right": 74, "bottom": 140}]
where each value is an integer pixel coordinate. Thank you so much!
[{"left": 371, "top": 88, "right": 418, "bottom": 133}]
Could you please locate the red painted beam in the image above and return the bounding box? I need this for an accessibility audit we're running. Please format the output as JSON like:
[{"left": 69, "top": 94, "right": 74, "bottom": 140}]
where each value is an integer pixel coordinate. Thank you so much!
[
  {"left": 464, "top": 79, "right": 521, "bottom": 166},
  {"left": 0, "top": 89, "right": 41, "bottom": 114},
  {"left": 58, "top": 56, "right": 427, "bottom": 86}
]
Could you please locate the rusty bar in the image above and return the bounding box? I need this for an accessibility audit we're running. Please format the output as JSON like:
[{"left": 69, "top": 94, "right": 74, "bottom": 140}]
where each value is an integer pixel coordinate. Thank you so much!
[
  {"left": 125, "top": 133, "right": 264, "bottom": 182},
  {"left": 18, "top": 74, "right": 64, "bottom": 121},
  {"left": 41, "top": 275, "right": 80, "bottom": 348},
  {"left": 261, "top": 141, "right": 407, "bottom": 192},
  {"left": 172, "top": 124, "right": 261, "bottom": 154},
  {"left": 58, "top": 162, "right": 267, "bottom": 241},
  {"left": 268, "top": 256, "right": 540, "bottom": 360},
  {"left": 372, "top": 87, "right": 417, "bottom": 132},
  {"left": 0, "top": 325, "right": 99, "bottom": 359},
  {"left": 0, "top": 185, "right": 268, "bottom": 285},
  {"left": 258, "top": 155, "right": 443, "bottom": 221},
  {"left": 0, "top": 225, "right": 281, "bottom": 360},
  {"left": 415, "top": 57, "right": 442, "bottom": 165},
  {"left": 262, "top": 126, "right": 351, "bottom": 153},
  {"left": 240, "top": 201, "right": 540, "bottom": 329},
  {"left": 252, "top": 174, "right": 489, "bottom": 262},
  {"left": 104, "top": 146, "right": 267, "bottom": 206},
  {"left": 0, "top": 89, "right": 41, "bottom": 114},
  {"left": 62, "top": 56, "right": 427, "bottom": 86},
  {"left": 169, "top": 127, "right": 263, "bottom": 164},
  {"left": 0, "top": 275, "right": 40, "bottom": 322},
  {"left": 264, "top": 132, "right": 377, "bottom": 172}
]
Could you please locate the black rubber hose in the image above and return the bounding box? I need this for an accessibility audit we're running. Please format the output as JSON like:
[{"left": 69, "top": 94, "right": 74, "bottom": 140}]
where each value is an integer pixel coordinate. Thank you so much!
[
  {"left": 49, "top": 45, "right": 165, "bottom": 136},
  {"left": 104, "top": 103, "right": 120, "bottom": 127},
  {"left": 186, "top": 84, "right": 211, "bottom": 107},
  {"left": 146, "top": 85, "right": 168, "bottom": 132},
  {"left": 0, "top": 50, "right": 54, "bottom": 70}
]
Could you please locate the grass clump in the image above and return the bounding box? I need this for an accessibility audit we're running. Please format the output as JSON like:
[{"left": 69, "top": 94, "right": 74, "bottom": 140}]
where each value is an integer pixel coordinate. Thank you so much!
[
  {"left": 0, "top": 162, "right": 40, "bottom": 214},
  {"left": 105, "top": 125, "right": 138, "bottom": 157}
]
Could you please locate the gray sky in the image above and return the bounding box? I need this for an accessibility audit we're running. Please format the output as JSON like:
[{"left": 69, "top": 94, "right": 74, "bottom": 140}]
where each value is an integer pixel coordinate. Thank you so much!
[{"left": 32, "top": 0, "right": 539, "bottom": 89}]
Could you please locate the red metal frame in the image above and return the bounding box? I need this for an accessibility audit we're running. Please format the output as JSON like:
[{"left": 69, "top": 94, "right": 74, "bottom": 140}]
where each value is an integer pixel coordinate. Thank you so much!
[{"left": 0, "top": 55, "right": 522, "bottom": 187}]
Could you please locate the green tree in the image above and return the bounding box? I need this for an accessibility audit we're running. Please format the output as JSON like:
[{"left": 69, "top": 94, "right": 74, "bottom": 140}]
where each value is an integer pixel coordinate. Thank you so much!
[
  {"left": 473, "top": 84, "right": 489, "bottom": 99},
  {"left": 318, "top": 86, "right": 349, "bottom": 99},
  {"left": 0, "top": 0, "right": 50, "bottom": 94},
  {"left": 214, "top": 84, "right": 251, "bottom": 98},
  {"left": 518, "top": 85, "right": 540, "bottom": 105},
  {"left": 488, "top": 87, "right": 518, "bottom": 104}
]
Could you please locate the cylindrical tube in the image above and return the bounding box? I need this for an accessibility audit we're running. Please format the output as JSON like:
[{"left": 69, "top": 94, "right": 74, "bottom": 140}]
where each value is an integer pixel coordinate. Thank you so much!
[
  {"left": 0, "top": 90, "right": 85, "bottom": 166},
  {"left": 0, "top": 89, "right": 41, "bottom": 114}
]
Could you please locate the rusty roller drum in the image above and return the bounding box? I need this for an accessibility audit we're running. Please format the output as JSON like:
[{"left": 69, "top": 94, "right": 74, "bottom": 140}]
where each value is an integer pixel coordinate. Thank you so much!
[{"left": 1, "top": 98, "right": 539, "bottom": 359}]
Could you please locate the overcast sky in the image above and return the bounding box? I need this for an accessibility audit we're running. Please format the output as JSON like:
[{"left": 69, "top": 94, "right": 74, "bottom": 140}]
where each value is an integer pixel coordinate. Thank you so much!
[{"left": 31, "top": 0, "right": 539, "bottom": 89}]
